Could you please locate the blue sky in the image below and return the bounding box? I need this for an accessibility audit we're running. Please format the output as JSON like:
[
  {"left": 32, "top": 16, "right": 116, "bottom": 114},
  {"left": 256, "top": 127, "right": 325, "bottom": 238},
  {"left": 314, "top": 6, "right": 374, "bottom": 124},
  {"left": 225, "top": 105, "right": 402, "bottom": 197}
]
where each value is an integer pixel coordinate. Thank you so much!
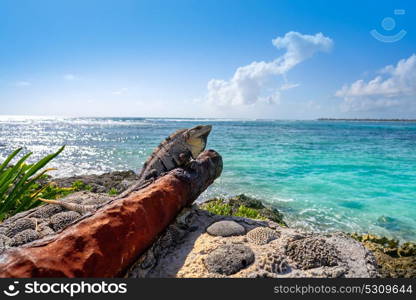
[{"left": 0, "top": 0, "right": 415, "bottom": 119}]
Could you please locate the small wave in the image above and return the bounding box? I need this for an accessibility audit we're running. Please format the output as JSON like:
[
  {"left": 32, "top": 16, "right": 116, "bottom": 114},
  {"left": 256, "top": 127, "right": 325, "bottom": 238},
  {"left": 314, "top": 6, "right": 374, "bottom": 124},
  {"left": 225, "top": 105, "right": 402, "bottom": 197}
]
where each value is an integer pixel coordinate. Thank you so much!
[
  {"left": 62, "top": 118, "right": 153, "bottom": 127},
  {"left": 0, "top": 116, "right": 155, "bottom": 127},
  {"left": 147, "top": 118, "right": 249, "bottom": 122},
  {"left": 0, "top": 115, "right": 61, "bottom": 124},
  {"left": 272, "top": 197, "right": 294, "bottom": 203}
]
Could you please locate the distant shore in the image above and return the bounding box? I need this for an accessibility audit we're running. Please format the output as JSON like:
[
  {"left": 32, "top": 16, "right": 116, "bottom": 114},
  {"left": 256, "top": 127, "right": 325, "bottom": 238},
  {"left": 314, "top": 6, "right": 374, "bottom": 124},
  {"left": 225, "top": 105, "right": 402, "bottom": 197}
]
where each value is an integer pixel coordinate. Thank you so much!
[{"left": 318, "top": 118, "right": 416, "bottom": 122}]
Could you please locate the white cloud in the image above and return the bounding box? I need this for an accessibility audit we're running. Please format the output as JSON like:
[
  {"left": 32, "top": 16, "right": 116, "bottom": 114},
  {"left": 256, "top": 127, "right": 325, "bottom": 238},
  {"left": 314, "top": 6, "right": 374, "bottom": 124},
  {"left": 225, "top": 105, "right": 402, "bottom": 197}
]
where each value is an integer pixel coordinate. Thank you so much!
[
  {"left": 271, "top": 32, "right": 333, "bottom": 73},
  {"left": 280, "top": 82, "right": 300, "bottom": 90},
  {"left": 206, "top": 31, "right": 333, "bottom": 106},
  {"left": 64, "top": 74, "right": 77, "bottom": 80},
  {"left": 14, "top": 81, "right": 31, "bottom": 87},
  {"left": 336, "top": 54, "right": 416, "bottom": 112}
]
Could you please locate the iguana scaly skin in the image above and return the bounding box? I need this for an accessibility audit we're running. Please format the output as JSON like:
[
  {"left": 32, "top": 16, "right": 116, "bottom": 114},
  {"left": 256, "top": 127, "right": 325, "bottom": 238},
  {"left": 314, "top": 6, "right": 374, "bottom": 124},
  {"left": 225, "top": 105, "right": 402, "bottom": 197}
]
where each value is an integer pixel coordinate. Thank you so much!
[
  {"left": 39, "top": 125, "right": 212, "bottom": 213},
  {"left": 38, "top": 198, "right": 99, "bottom": 214},
  {"left": 117, "top": 124, "right": 212, "bottom": 197},
  {"left": 137, "top": 124, "right": 212, "bottom": 182}
]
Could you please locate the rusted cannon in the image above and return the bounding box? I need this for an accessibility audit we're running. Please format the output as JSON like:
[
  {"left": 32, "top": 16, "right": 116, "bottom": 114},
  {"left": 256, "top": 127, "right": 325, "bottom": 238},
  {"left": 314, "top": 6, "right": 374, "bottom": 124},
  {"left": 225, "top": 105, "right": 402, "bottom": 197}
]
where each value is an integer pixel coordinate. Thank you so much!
[{"left": 0, "top": 150, "right": 222, "bottom": 277}]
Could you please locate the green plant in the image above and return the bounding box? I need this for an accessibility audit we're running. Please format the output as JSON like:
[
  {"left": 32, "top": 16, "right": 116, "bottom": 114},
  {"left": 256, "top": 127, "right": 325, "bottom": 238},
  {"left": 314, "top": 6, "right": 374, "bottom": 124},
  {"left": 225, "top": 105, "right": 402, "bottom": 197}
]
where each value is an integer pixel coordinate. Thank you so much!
[
  {"left": 200, "top": 196, "right": 287, "bottom": 225},
  {"left": 71, "top": 180, "right": 92, "bottom": 191},
  {"left": 108, "top": 187, "right": 118, "bottom": 196},
  {"left": 38, "top": 182, "right": 75, "bottom": 200},
  {"left": 234, "top": 205, "right": 266, "bottom": 220},
  {"left": 0, "top": 146, "right": 65, "bottom": 221},
  {"left": 201, "top": 199, "right": 232, "bottom": 216}
]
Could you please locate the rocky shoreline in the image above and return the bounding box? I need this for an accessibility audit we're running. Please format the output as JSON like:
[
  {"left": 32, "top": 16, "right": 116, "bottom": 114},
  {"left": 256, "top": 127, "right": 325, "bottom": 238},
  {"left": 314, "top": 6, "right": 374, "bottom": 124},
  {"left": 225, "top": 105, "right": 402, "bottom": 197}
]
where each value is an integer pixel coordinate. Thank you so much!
[
  {"left": 199, "top": 195, "right": 415, "bottom": 278},
  {"left": 51, "top": 170, "right": 416, "bottom": 278},
  {"left": 51, "top": 170, "right": 139, "bottom": 194},
  {"left": 1, "top": 170, "right": 415, "bottom": 278},
  {"left": 126, "top": 205, "right": 378, "bottom": 278}
]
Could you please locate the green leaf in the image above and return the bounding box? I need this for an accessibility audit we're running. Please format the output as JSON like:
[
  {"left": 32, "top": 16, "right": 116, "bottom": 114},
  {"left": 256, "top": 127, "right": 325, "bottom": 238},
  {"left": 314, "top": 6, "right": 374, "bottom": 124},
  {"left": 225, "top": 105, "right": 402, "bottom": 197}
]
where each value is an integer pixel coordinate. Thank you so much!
[
  {"left": 0, "top": 146, "right": 65, "bottom": 220},
  {"left": 3, "top": 146, "right": 64, "bottom": 208},
  {"left": 0, "top": 148, "right": 22, "bottom": 173},
  {"left": 0, "top": 152, "right": 32, "bottom": 190},
  {"left": 14, "top": 169, "right": 56, "bottom": 213}
]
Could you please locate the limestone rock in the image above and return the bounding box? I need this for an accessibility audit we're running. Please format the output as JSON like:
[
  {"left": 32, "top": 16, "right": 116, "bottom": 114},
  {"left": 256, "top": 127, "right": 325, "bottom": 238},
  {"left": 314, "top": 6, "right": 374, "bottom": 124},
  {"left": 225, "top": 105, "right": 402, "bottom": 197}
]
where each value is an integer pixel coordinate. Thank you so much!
[
  {"left": 372, "top": 251, "right": 416, "bottom": 278},
  {"left": 349, "top": 232, "right": 416, "bottom": 277},
  {"left": 53, "top": 170, "right": 139, "bottom": 194},
  {"left": 398, "top": 242, "right": 416, "bottom": 257},
  {"left": 128, "top": 207, "right": 379, "bottom": 278},
  {"left": 206, "top": 220, "right": 245, "bottom": 237}
]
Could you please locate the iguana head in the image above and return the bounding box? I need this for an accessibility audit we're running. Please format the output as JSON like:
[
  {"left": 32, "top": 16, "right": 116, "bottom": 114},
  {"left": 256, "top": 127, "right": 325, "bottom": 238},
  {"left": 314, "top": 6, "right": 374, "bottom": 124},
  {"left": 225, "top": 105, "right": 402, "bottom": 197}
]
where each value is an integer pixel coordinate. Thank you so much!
[{"left": 185, "top": 125, "right": 212, "bottom": 158}]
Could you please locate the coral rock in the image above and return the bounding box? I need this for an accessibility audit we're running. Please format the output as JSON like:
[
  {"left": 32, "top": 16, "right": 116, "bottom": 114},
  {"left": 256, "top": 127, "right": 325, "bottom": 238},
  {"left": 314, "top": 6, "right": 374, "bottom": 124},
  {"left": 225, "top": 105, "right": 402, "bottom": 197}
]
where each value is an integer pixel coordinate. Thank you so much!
[
  {"left": 4, "top": 218, "right": 37, "bottom": 238},
  {"left": 0, "top": 234, "right": 12, "bottom": 250},
  {"left": 31, "top": 204, "right": 65, "bottom": 219},
  {"left": 247, "top": 227, "right": 280, "bottom": 245},
  {"left": 204, "top": 244, "right": 255, "bottom": 275},
  {"left": 258, "top": 253, "right": 289, "bottom": 274},
  {"left": 10, "top": 229, "right": 39, "bottom": 247},
  {"left": 206, "top": 220, "right": 245, "bottom": 237},
  {"left": 286, "top": 236, "right": 340, "bottom": 270},
  {"left": 49, "top": 211, "right": 82, "bottom": 231}
]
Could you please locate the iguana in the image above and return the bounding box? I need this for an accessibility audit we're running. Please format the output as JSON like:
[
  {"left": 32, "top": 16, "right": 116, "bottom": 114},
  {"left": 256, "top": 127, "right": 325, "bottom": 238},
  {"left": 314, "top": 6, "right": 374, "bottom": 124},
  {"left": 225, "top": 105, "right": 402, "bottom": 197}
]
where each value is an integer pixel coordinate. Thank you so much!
[
  {"left": 136, "top": 124, "right": 212, "bottom": 182},
  {"left": 39, "top": 125, "right": 212, "bottom": 213}
]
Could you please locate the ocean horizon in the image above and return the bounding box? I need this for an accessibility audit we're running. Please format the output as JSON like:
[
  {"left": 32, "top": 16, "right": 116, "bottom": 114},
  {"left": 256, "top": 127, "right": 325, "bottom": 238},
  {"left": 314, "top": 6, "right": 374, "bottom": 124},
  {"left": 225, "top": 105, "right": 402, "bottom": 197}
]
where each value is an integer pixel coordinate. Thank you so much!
[{"left": 1, "top": 115, "right": 415, "bottom": 242}]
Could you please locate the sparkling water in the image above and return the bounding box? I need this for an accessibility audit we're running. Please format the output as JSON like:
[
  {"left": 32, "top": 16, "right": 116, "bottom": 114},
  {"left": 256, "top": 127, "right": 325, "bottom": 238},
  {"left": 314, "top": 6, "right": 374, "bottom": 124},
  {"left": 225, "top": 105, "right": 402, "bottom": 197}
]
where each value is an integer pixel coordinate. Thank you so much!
[{"left": 1, "top": 116, "right": 415, "bottom": 241}]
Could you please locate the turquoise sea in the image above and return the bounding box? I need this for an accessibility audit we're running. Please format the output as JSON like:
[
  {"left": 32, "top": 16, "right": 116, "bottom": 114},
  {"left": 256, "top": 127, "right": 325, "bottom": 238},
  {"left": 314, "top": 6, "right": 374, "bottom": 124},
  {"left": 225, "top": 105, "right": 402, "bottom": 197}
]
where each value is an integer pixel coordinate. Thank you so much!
[{"left": 1, "top": 116, "right": 415, "bottom": 241}]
